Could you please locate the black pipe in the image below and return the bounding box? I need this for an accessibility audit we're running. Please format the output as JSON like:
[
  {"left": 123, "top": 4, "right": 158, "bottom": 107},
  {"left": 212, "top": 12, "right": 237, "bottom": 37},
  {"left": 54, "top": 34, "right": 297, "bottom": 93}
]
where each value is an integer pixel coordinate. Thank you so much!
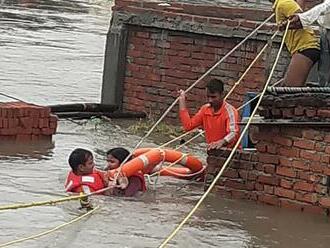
[
  {"left": 48, "top": 103, "right": 118, "bottom": 113},
  {"left": 56, "top": 111, "right": 146, "bottom": 120}
]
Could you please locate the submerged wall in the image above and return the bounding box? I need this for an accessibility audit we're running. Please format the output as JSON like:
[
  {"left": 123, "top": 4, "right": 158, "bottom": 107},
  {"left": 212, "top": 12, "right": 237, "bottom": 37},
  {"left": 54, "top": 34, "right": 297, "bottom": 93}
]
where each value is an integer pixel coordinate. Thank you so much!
[
  {"left": 207, "top": 93, "right": 330, "bottom": 215},
  {"left": 0, "top": 102, "right": 58, "bottom": 142}
]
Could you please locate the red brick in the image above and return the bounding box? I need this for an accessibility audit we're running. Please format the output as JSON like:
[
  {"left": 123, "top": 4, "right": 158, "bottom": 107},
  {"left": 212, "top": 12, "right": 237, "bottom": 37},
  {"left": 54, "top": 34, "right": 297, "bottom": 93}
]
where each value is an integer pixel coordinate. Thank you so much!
[
  {"left": 263, "top": 164, "right": 276, "bottom": 174},
  {"left": 258, "top": 153, "right": 279, "bottom": 165},
  {"left": 19, "top": 117, "right": 33, "bottom": 129},
  {"left": 257, "top": 174, "right": 279, "bottom": 185},
  {"left": 0, "top": 128, "right": 17, "bottom": 135},
  {"left": 264, "top": 185, "right": 274, "bottom": 194},
  {"left": 317, "top": 109, "right": 330, "bottom": 118},
  {"left": 279, "top": 157, "right": 292, "bottom": 167},
  {"left": 292, "top": 160, "right": 309, "bottom": 170},
  {"left": 280, "top": 179, "right": 293, "bottom": 189},
  {"left": 321, "top": 155, "right": 330, "bottom": 163},
  {"left": 278, "top": 147, "right": 299, "bottom": 158},
  {"left": 223, "top": 168, "right": 239, "bottom": 178},
  {"left": 41, "top": 128, "right": 55, "bottom": 135},
  {"left": 293, "top": 139, "right": 315, "bottom": 150},
  {"left": 293, "top": 181, "right": 314, "bottom": 192},
  {"left": 315, "top": 142, "right": 325, "bottom": 152},
  {"left": 274, "top": 187, "right": 295, "bottom": 199},
  {"left": 255, "top": 142, "right": 266, "bottom": 153},
  {"left": 300, "top": 150, "right": 321, "bottom": 162},
  {"left": 323, "top": 167, "right": 330, "bottom": 176},
  {"left": 319, "top": 197, "right": 330, "bottom": 208},
  {"left": 276, "top": 166, "right": 296, "bottom": 178},
  {"left": 258, "top": 194, "right": 279, "bottom": 206},
  {"left": 310, "top": 161, "right": 323, "bottom": 172},
  {"left": 324, "top": 134, "right": 330, "bottom": 143},
  {"left": 325, "top": 146, "right": 330, "bottom": 154},
  {"left": 255, "top": 182, "right": 264, "bottom": 191},
  {"left": 295, "top": 192, "right": 318, "bottom": 203}
]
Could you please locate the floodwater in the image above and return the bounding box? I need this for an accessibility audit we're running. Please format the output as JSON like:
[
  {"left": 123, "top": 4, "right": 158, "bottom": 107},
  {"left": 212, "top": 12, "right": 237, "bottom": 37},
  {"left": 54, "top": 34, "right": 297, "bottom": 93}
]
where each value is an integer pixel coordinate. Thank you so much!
[{"left": 0, "top": 0, "right": 330, "bottom": 247}]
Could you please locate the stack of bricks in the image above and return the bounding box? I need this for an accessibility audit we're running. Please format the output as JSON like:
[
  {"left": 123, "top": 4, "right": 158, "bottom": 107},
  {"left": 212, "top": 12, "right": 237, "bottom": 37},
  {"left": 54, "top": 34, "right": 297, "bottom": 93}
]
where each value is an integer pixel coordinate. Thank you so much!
[
  {"left": 0, "top": 102, "right": 58, "bottom": 142},
  {"left": 207, "top": 94, "right": 330, "bottom": 215}
]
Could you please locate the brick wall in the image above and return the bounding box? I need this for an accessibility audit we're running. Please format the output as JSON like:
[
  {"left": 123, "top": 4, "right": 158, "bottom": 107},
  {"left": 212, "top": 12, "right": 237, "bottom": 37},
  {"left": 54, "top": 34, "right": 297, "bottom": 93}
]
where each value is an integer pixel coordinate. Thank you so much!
[
  {"left": 207, "top": 93, "right": 330, "bottom": 215},
  {"left": 0, "top": 102, "right": 58, "bottom": 142},
  {"left": 111, "top": 0, "right": 290, "bottom": 121}
]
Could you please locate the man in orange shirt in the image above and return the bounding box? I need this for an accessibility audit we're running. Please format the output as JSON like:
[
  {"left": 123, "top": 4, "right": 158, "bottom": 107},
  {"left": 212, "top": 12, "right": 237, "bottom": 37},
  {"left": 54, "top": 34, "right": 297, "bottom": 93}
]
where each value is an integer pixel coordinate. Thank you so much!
[{"left": 179, "top": 79, "right": 240, "bottom": 150}]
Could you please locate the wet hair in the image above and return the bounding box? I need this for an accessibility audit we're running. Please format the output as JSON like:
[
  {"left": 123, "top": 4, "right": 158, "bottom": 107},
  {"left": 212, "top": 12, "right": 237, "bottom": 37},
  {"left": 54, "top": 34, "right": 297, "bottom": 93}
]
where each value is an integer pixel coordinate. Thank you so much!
[
  {"left": 206, "top": 79, "right": 224, "bottom": 94},
  {"left": 68, "top": 148, "right": 93, "bottom": 173},
  {"left": 106, "top": 147, "right": 132, "bottom": 164}
]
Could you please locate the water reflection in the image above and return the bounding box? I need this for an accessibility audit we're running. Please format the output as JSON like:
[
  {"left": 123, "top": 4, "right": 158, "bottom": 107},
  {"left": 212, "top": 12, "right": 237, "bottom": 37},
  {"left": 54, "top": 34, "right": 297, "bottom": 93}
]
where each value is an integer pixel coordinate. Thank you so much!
[{"left": 0, "top": 141, "right": 54, "bottom": 160}]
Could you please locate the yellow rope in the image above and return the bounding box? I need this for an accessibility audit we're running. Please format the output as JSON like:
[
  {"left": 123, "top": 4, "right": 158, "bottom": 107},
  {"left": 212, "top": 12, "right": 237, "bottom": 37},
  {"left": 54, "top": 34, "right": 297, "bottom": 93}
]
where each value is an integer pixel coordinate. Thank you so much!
[
  {"left": 158, "top": 22, "right": 290, "bottom": 248},
  {"left": 0, "top": 206, "right": 100, "bottom": 248},
  {"left": 224, "top": 30, "right": 279, "bottom": 101},
  {"left": 0, "top": 186, "right": 110, "bottom": 211}
]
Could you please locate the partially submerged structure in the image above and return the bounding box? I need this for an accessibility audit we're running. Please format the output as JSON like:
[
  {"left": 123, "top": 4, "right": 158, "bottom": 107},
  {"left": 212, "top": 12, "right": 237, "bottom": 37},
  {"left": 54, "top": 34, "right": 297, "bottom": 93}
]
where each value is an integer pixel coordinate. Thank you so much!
[{"left": 102, "top": 0, "right": 330, "bottom": 214}]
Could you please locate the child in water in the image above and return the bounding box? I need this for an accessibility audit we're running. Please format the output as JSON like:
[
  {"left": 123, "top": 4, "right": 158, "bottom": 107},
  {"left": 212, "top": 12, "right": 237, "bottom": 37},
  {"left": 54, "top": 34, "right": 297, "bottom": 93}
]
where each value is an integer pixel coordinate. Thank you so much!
[
  {"left": 64, "top": 148, "right": 143, "bottom": 197},
  {"left": 106, "top": 147, "right": 146, "bottom": 197}
]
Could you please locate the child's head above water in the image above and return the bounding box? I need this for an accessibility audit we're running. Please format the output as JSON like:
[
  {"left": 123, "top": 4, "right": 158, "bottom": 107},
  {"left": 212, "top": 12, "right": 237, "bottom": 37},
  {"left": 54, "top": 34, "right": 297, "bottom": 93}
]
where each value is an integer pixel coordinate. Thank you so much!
[
  {"left": 68, "top": 148, "right": 95, "bottom": 175},
  {"left": 106, "top": 147, "right": 131, "bottom": 170}
]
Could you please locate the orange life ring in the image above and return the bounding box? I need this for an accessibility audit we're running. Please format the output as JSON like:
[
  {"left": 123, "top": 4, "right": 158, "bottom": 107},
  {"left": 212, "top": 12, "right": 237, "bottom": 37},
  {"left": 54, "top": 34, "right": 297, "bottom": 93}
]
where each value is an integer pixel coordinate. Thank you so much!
[
  {"left": 158, "top": 166, "right": 205, "bottom": 180},
  {"left": 134, "top": 148, "right": 203, "bottom": 173},
  {"left": 107, "top": 148, "right": 163, "bottom": 178}
]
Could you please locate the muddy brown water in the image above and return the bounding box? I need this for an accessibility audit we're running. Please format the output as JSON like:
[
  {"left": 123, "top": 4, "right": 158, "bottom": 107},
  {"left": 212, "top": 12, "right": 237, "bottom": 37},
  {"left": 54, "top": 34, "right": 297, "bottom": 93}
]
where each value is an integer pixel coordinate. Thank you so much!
[{"left": 0, "top": 1, "right": 330, "bottom": 247}]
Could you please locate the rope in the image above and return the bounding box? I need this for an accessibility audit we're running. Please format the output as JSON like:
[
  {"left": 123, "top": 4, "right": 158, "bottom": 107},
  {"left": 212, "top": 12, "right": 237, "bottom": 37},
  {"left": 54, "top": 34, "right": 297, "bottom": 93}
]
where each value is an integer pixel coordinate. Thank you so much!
[
  {"left": 112, "top": 13, "right": 275, "bottom": 183},
  {"left": 0, "top": 93, "right": 27, "bottom": 102},
  {"left": 149, "top": 131, "right": 205, "bottom": 178},
  {"left": 159, "top": 129, "right": 198, "bottom": 148},
  {"left": 224, "top": 30, "right": 279, "bottom": 101},
  {"left": 0, "top": 186, "right": 110, "bottom": 211},
  {"left": 237, "top": 78, "right": 284, "bottom": 111},
  {"left": 267, "top": 86, "right": 330, "bottom": 94},
  {"left": 0, "top": 206, "right": 100, "bottom": 248},
  {"left": 158, "top": 22, "right": 290, "bottom": 248}
]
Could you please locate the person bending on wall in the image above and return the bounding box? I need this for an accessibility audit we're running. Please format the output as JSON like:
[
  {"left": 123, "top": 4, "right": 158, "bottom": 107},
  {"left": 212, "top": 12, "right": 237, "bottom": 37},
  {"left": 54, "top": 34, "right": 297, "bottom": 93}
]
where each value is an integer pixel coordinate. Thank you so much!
[
  {"left": 269, "top": 0, "right": 320, "bottom": 87},
  {"left": 178, "top": 78, "right": 240, "bottom": 151}
]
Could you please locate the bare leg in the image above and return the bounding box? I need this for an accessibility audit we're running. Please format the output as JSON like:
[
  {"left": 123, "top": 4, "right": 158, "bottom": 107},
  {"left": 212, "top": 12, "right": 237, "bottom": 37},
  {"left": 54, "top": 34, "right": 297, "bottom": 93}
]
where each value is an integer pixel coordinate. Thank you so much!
[{"left": 283, "top": 53, "right": 314, "bottom": 87}]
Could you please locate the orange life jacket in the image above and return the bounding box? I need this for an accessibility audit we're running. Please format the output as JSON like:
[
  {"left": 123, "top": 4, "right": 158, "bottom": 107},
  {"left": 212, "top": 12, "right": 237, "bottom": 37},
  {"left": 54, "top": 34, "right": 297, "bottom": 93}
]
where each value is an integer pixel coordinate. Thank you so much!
[{"left": 64, "top": 169, "right": 106, "bottom": 193}]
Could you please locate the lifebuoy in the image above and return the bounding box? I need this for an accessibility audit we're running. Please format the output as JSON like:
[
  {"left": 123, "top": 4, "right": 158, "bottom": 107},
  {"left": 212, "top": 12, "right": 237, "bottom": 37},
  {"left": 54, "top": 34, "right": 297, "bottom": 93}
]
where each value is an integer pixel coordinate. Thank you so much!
[
  {"left": 134, "top": 148, "right": 204, "bottom": 179},
  {"left": 107, "top": 148, "right": 163, "bottom": 178},
  {"left": 107, "top": 148, "right": 204, "bottom": 180},
  {"left": 134, "top": 148, "right": 203, "bottom": 173}
]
